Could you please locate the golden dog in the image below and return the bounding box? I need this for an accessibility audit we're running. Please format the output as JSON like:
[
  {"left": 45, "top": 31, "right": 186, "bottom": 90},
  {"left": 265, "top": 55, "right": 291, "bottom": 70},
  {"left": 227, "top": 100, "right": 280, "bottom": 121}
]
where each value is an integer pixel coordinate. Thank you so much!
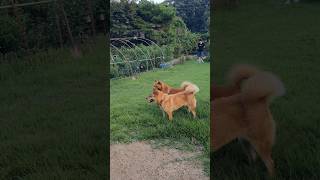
[{"left": 148, "top": 83, "right": 199, "bottom": 120}]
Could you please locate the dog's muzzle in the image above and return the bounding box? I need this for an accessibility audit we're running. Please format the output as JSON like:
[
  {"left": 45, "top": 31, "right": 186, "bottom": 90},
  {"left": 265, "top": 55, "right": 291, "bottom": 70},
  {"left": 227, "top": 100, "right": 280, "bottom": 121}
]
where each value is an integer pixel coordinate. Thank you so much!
[{"left": 146, "top": 96, "right": 154, "bottom": 103}]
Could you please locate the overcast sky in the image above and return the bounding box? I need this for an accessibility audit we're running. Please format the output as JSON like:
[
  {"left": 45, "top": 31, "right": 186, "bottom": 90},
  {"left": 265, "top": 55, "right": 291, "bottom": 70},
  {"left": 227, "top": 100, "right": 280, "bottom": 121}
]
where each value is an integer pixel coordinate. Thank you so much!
[
  {"left": 110, "top": 0, "right": 164, "bottom": 3},
  {"left": 112, "top": 0, "right": 165, "bottom": 3},
  {"left": 150, "top": 0, "right": 165, "bottom": 3}
]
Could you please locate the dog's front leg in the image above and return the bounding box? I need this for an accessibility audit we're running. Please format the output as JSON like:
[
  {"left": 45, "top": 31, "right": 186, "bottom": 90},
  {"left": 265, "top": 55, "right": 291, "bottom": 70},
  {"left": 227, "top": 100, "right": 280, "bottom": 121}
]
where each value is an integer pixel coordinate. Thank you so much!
[
  {"left": 162, "top": 110, "right": 166, "bottom": 118},
  {"left": 160, "top": 106, "right": 166, "bottom": 118}
]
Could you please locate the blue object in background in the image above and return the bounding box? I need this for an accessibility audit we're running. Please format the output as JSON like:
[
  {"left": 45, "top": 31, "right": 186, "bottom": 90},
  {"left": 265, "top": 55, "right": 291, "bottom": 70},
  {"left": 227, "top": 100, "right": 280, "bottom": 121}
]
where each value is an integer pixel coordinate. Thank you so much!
[
  {"left": 192, "top": 50, "right": 209, "bottom": 57},
  {"left": 160, "top": 63, "right": 170, "bottom": 68}
]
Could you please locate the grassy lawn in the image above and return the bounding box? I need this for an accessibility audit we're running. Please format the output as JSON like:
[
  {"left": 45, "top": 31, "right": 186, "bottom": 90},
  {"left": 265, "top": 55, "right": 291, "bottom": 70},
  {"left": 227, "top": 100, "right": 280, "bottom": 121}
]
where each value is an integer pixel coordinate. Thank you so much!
[
  {"left": 0, "top": 41, "right": 108, "bottom": 179},
  {"left": 212, "top": 0, "right": 320, "bottom": 179},
  {"left": 110, "top": 60, "right": 210, "bottom": 174}
]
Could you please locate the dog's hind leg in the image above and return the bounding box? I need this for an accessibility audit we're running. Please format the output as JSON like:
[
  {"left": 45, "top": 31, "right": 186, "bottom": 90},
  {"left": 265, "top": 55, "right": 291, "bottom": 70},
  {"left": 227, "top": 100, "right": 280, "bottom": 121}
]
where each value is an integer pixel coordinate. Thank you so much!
[
  {"left": 250, "top": 139, "right": 275, "bottom": 176},
  {"left": 167, "top": 111, "right": 173, "bottom": 121},
  {"left": 187, "top": 104, "right": 197, "bottom": 118},
  {"left": 189, "top": 99, "right": 197, "bottom": 119},
  {"left": 249, "top": 145, "right": 257, "bottom": 162},
  {"left": 238, "top": 138, "right": 257, "bottom": 164},
  {"left": 191, "top": 109, "right": 196, "bottom": 119}
]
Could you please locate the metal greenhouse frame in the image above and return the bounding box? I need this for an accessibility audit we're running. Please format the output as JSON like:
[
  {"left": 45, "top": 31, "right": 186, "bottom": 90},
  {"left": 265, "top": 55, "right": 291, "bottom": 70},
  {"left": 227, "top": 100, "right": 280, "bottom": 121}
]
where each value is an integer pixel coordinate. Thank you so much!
[{"left": 110, "top": 37, "right": 165, "bottom": 79}]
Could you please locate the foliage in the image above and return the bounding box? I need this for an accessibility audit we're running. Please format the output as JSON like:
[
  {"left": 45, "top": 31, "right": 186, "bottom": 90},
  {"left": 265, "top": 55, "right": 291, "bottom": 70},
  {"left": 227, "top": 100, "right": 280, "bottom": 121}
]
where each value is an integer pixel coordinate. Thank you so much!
[
  {"left": 110, "top": 0, "right": 199, "bottom": 51},
  {"left": 164, "top": 0, "right": 210, "bottom": 33},
  {"left": 137, "top": 0, "right": 176, "bottom": 24},
  {"left": 110, "top": 44, "right": 170, "bottom": 78},
  {"left": 110, "top": 0, "right": 201, "bottom": 78},
  {"left": 0, "top": 0, "right": 106, "bottom": 55},
  {"left": 0, "top": 39, "right": 108, "bottom": 179},
  {"left": 110, "top": 24, "right": 200, "bottom": 78},
  {"left": 0, "top": 16, "right": 19, "bottom": 54}
]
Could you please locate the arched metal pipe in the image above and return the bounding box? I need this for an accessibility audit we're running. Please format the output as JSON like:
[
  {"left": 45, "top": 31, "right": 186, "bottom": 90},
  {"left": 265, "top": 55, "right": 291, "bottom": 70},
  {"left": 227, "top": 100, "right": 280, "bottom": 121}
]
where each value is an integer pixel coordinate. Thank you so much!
[
  {"left": 110, "top": 37, "right": 165, "bottom": 78},
  {"left": 138, "top": 37, "right": 165, "bottom": 64},
  {"left": 134, "top": 38, "right": 155, "bottom": 70},
  {"left": 123, "top": 39, "right": 149, "bottom": 61},
  {"left": 110, "top": 44, "right": 133, "bottom": 76},
  {"left": 114, "top": 39, "right": 140, "bottom": 75}
]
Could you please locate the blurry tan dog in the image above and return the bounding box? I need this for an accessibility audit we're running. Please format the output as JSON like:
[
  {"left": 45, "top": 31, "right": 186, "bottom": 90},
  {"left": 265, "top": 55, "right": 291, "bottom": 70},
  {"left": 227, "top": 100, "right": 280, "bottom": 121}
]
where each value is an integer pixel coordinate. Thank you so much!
[
  {"left": 211, "top": 64, "right": 259, "bottom": 101},
  {"left": 147, "top": 82, "right": 199, "bottom": 120},
  {"left": 211, "top": 65, "right": 285, "bottom": 176}
]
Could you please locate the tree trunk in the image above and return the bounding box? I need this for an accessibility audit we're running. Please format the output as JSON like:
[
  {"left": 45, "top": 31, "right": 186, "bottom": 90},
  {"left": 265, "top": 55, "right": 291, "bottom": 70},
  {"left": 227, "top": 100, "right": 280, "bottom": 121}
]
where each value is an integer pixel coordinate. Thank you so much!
[
  {"left": 57, "top": 0, "right": 81, "bottom": 58},
  {"left": 86, "top": 0, "right": 96, "bottom": 40},
  {"left": 11, "top": 0, "right": 28, "bottom": 50},
  {"left": 54, "top": 1, "right": 63, "bottom": 49}
]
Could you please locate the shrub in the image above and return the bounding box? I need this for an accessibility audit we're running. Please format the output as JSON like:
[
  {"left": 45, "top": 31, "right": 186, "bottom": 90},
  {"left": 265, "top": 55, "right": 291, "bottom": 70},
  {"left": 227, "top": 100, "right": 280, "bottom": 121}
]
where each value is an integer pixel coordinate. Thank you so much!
[
  {"left": 0, "top": 16, "right": 20, "bottom": 54},
  {"left": 110, "top": 44, "right": 172, "bottom": 78}
]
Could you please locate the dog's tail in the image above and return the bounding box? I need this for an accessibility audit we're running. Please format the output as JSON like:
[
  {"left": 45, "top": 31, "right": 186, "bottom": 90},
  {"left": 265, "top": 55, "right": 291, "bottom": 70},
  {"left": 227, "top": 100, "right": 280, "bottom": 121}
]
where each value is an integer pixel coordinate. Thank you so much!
[
  {"left": 181, "top": 81, "right": 192, "bottom": 88},
  {"left": 240, "top": 71, "right": 285, "bottom": 103},
  {"left": 181, "top": 81, "right": 200, "bottom": 94},
  {"left": 227, "top": 64, "right": 260, "bottom": 87}
]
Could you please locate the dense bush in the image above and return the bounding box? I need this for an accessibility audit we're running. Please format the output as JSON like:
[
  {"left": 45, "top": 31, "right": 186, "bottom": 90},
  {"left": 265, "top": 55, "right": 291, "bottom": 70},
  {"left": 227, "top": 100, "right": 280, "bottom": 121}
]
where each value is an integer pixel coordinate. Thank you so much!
[
  {"left": 0, "top": 16, "right": 19, "bottom": 54},
  {"left": 137, "top": 0, "right": 176, "bottom": 24},
  {"left": 110, "top": 44, "right": 178, "bottom": 78},
  {"left": 109, "top": 0, "right": 208, "bottom": 78},
  {"left": 111, "top": 0, "right": 199, "bottom": 48},
  {"left": 0, "top": 0, "right": 106, "bottom": 55},
  {"left": 165, "top": 0, "right": 210, "bottom": 33}
]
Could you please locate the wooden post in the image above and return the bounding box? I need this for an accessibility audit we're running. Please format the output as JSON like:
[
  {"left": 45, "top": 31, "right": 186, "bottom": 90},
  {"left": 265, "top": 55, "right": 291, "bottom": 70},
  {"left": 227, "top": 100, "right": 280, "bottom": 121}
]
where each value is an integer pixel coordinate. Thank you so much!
[
  {"left": 85, "top": 0, "right": 96, "bottom": 40},
  {"left": 11, "top": 0, "right": 28, "bottom": 50},
  {"left": 100, "top": 13, "right": 107, "bottom": 35},
  {"left": 54, "top": 1, "right": 63, "bottom": 49},
  {"left": 57, "top": 0, "right": 81, "bottom": 57}
]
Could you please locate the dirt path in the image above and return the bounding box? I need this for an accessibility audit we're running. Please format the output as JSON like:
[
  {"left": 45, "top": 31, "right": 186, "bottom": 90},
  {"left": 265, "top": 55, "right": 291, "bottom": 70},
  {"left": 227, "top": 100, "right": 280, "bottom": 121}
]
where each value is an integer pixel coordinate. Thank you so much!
[{"left": 110, "top": 141, "right": 209, "bottom": 180}]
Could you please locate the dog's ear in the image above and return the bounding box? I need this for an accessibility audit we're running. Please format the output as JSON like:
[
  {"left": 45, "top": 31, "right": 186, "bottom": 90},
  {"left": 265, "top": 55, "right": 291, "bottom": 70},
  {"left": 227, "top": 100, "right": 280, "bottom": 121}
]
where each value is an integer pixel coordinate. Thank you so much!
[{"left": 153, "top": 87, "right": 159, "bottom": 94}]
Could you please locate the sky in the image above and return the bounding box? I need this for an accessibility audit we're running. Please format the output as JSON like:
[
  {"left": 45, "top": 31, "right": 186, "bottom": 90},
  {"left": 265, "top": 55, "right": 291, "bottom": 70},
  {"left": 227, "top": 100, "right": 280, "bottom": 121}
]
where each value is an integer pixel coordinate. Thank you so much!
[
  {"left": 111, "top": 0, "right": 165, "bottom": 3},
  {"left": 149, "top": 0, "right": 165, "bottom": 3},
  {"left": 111, "top": 0, "right": 166, "bottom": 4}
]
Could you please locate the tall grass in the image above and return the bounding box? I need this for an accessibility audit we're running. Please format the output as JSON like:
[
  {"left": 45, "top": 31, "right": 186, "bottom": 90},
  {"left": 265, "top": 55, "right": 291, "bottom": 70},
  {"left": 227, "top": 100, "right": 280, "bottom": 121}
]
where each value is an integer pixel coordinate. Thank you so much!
[{"left": 0, "top": 37, "right": 108, "bottom": 179}]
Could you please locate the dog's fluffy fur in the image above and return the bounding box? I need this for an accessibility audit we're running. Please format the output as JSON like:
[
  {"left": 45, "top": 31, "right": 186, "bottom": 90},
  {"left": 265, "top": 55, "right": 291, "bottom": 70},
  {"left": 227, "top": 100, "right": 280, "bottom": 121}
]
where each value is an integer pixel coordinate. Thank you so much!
[
  {"left": 153, "top": 80, "right": 196, "bottom": 94},
  {"left": 211, "top": 64, "right": 259, "bottom": 101},
  {"left": 211, "top": 66, "right": 285, "bottom": 176},
  {"left": 150, "top": 83, "right": 199, "bottom": 120}
]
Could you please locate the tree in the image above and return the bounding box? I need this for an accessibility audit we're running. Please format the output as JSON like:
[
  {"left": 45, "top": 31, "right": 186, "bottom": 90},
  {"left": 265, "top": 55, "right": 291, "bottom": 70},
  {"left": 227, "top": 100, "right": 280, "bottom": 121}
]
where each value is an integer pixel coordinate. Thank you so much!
[
  {"left": 0, "top": 0, "right": 106, "bottom": 55},
  {"left": 0, "top": 16, "right": 19, "bottom": 54},
  {"left": 164, "top": 0, "right": 209, "bottom": 33}
]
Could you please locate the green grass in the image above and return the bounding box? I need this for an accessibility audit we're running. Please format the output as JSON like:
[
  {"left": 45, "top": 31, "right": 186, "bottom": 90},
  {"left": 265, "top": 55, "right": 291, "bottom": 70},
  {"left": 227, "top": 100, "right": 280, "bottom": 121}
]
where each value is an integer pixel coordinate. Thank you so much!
[
  {"left": 110, "top": 60, "right": 210, "bottom": 174},
  {"left": 211, "top": 0, "right": 320, "bottom": 179},
  {"left": 0, "top": 39, "right": 108, "bottom": 179}
]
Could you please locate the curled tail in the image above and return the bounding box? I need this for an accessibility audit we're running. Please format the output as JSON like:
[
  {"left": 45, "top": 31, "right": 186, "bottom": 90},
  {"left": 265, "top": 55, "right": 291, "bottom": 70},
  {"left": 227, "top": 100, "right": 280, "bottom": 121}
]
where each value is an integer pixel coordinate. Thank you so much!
[
  {"left": 240, "top": 71, "right": 285, "bottom": 103},
  {"left": 181, "top": 81, "right": 200, "bottom": 94},
  {"left": 227, "top": 64, "right": 260, "bottom": 87}
]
